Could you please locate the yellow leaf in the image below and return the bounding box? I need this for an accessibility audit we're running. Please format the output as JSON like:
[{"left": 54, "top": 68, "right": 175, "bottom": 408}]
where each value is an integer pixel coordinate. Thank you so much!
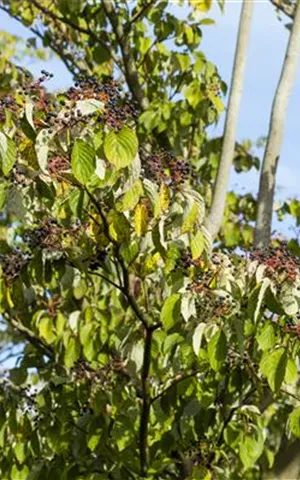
[
  {"left": 135, "top": 203, "right": 148, "bottom": 236},
  {"left": 181, "top": 202, "right": 199, "bottom": 234},
  {"left": 190, "top": 0, "right": 213, "bottom": 12},
  {"left": 160, "top": 183, "right": 170, "bottom": 212}
]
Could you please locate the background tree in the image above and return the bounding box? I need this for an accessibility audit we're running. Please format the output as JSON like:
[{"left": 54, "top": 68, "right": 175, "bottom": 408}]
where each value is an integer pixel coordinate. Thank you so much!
[{"left": 254, "top": 0, "right": 300, "bottom": 248}]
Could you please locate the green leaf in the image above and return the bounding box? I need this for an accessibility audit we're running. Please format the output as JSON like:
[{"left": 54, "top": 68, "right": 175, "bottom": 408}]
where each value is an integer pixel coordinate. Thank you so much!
[
  {"left": 117, "top": 179, "right": 143, "bottom": 211},
  {"left": 104, "top": 126, "right": 138, "bottom": 169},
  {"left": 285, "top": 357, "right": 298, "bottom": 385},
  {"left": 239, "top": 432, "right": 264, "bottom": 469},
  {"left": 190, "top": 230, "right": 205, "bottom": 259},
  {"left": 14, "top": 442, "right": 26, "bottom": 464},
  {"left": 38, "top": 316, "right": 56, "bottom": 344},
  {"left": 75, "top": 99, "right": 104, "bottom": 116},
  {"left": 108, "top": 211, "right": 131, "bottom": 242},
  {"left": 71, "top": 139, "right": 96, "bottom": 185},
  {"left": 64, "top": 336, "right": 81, "bottom": 368},
  {"left": 11, "top": 465, "right": 29, "bottom": 480},
  {"left": 0, "top": 182, "right": 8, "bottom": 210},
  {"left": 0, "top": 133, "right": 16, "bottom": 176},
  {"left": 193, "top": 323, "right": 206, "bottom": 355},
  {"left": 260, "top": 348, "right": 287, "bottom": 393},
  {"left": 207, "top": 330, "right": 227, "bottom": 372},
  {"left": 184, "top": 79, "right": 203, "bottom": 109},
  {"left": 289, "top": 406, "right": 300, "bottom": 438},
  {"left": 25, "top": 100, "right": 36, "bottom": 131},
  {"left": 88, "top": 434, "right": 101, "bottom": 451},
  {"left": 35, "top": 128, "right": 53, "bottom": 171},
  {"left": 248, "top": 278, "right": 270, "bottom": 323},
  {"left": 256, "top": 323, "right": 276, "bottom": 351},
  {"left": 161, "top": 293, "right": 181, "bottom": 331}
]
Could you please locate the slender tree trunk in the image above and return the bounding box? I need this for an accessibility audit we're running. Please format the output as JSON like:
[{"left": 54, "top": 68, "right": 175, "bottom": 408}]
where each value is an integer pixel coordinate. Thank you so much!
[
  {"left": 254, "top": 0, "right": 300, "bottom": 248},
  {"left": 204, "top": 0, "right": 254, "bottom": 240}
]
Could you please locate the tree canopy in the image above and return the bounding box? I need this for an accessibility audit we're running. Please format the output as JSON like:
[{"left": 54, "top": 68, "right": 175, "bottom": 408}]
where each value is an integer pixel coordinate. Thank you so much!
[{"left": 0, "top": 1, "right": 300, "bottom": 479}]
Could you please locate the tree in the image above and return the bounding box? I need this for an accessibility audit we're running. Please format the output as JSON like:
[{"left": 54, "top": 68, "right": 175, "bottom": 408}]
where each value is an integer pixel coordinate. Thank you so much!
[
  {"left": 0, "top": 1, "right": 300, "bottom": 479},
  {"left": 254, "top": 0, "right": 300, "bottom": 248},
  {"left": 204, "top": 0, "right": 254, "bottom": 240}
]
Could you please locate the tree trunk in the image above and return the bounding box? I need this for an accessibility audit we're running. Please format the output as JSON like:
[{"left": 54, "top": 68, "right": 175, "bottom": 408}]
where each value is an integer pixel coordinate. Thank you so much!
[
  {"left": 204, "top": 0, "right": 254, "bottom": 240},
  {"left": 254, "top": 0, "right": 300, "bottom": 248}
]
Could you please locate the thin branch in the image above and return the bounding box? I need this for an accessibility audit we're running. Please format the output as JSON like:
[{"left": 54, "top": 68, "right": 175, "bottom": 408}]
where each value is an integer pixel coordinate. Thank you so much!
[
  {"left": 270, "top": 0, "right": 295, "bottom": 19},
  {"left": 101, "top": 0, "right": 149, "bottom": 110},
  {"left": 28, "top": 0, "right": 122, "bottom": 71},
  {"left": 0, "top": 6, "right": 83, "bottom": 76},
  {"left": 139, "top": 328, "right": 153, "bottom": 477},
  {"left": 88, "top": 270, "right": 123, "bottom": 292},
  {"left": 127, "top": 0, "right": 157, "bottom": 29},
  {"left": 3, "top": 314, "right": 54, "bottom": 359},
  {"left": 151, "top": 371, "right": 200, "bottom": 405}
]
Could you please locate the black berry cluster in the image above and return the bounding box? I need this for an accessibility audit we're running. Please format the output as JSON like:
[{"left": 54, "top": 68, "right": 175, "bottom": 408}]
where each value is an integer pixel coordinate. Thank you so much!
[
  {"left": 0, "top": 95, "right": 17, "bottom": 122},
  {"left": 63, "top": 75, "right": 138, "bottom": 130},
  {"left": 174, "top": 250, "right": 200, "bottom": 272},
  {"left": 0, "top": 249, "right": 32, "bottom": 284},
  {"left": 250, "top": 243, "right": 300, "bottom": 281},
  {"left": 10, "top": 164, "right": 32, "bottom": 187},
  {"left": 48, "top": 155, "right": 70, "bottom": 177},
  {"left": 23, "top": 218, "right": 83, "bottom": 251},
  {"left": 89, "top": 247, "right": 108, "bottom": 271},
  {"left": 142, "top": 149, "right": 190, "bottom": 188}
]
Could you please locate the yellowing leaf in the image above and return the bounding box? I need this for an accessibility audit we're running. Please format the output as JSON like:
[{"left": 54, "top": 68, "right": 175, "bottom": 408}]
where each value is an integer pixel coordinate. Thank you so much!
[
  {"left": 190, "top": 0, "right": 213, "bottom": 12},
  {"left": 116, "top": 179, "right": 143, "bottom": 211},
  {"left": 135, "top": 203, "right": 148, "bottom": 236},
  {"left": 182, "top": 202, "right": 199, "bottom": 234},
  {"left": 108, "top": 211, "right": 131, "bottom": 242},
  {"left": 160, "top": 183, "right": 170, "bottom": 212},
  {"left": 190, "top": 230, "right": 205, "bottom": 259}
]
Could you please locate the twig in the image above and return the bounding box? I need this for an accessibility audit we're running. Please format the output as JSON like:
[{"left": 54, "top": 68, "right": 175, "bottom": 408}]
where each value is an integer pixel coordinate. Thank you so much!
[
  {"left": 127, "top": 0, "right": 157, "bottom": 29},
  {"left": 151, "top": 371, "right": 200, "bottom": 404},
  {"left": 270, "top": 0, "right": 295, "bottom": 19},
  {"left": 88, "top": 270, "right": 123, "bottom": 292},
  {"left": 29, "top": 0, "right": 122, "bottom": 71},
  {"left": 139, "top": 328, "right": 153, "bottom": 477},
  {"left": 101, "top": 0, "right": 149, "bottom": 110},
  {"left": 3, "top": 314, "right": 54, "bottom": 359}
]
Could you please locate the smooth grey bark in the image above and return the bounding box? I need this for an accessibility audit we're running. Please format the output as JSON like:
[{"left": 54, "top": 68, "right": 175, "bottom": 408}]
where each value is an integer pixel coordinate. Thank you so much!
[
  {"left": 254, "top": 0, "right": 300, "bottom": 248},
  {"left": 204, "top": 0, "right": 254, "bottom": 240}
]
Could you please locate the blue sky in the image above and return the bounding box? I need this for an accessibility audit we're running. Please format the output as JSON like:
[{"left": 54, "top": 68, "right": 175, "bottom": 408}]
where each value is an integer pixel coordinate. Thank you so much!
[{"left": 0, "top": 1, "right": 299, "bottom": 233}]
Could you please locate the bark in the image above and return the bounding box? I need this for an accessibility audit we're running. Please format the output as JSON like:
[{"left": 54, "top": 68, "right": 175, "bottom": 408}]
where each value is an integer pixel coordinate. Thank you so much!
[
  {"left": 204, "top": 0, "right": 254, "bottom": 240},
  {"left": 254, "top": 0, "right": 300, "bottom": 248}
]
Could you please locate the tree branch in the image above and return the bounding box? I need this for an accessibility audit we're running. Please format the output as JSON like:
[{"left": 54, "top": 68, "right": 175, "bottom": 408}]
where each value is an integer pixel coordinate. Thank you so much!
[
  {"left": 101, "top": 0, "right": 149, "bottom": 110},
  {"left": 127, "top": 0, "right": 157, "bottom": 29},
  {"left": 3, "top": 314, "right": 54, "bottom": 359},
  {"left": 254, "top": 0, "right": 300, "bottom": 248},
  {"left": 204, "top": 0, "right": 254, "bottom": 240},
  {"left": 270, "top": 0, "right": 296, "bottom": 19},
  {"left": 139, "top": 328, "right": 153, "bottom": 477},
  {"left": 28, "top": 0, "right": 121, "bottom": 70},
  {"left": 151, "top": 371, "right": 200, "bottom": 404}
]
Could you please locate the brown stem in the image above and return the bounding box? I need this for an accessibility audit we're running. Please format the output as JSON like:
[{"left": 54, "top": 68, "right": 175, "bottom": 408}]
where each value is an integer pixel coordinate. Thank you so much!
[
  {"left": 101, "top": 0, "right": 149, "bottom": 110},
  {"left": 139, "top": 328, "right": 153, "bottom": 477}
]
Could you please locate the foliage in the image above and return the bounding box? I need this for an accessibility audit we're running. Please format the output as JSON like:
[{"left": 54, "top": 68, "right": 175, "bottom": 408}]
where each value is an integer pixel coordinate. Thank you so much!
[
  {"left": 0, "top": 70, "right": 299, "bottom": 479},
  {"left": 0, "top": 0, "right": 261, "bottom": 249},
  {"left": 0, "top": 1, "right": 300, "bottom": 478}
]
